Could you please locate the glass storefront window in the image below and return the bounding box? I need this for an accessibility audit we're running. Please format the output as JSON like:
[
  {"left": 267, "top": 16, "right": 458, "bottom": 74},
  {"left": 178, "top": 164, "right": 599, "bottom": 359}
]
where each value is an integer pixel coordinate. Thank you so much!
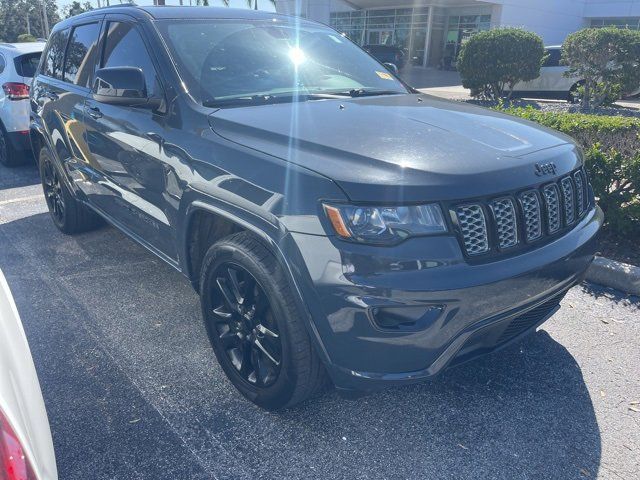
[
  {"left": 590, "top": 17, "right": 640, "bottom": 29},
  {"left": 330, "top": 7, "right": 433, "bottom": 64},
  {"left": 330, "top": 7, "right": 491, "bottom": 66}
]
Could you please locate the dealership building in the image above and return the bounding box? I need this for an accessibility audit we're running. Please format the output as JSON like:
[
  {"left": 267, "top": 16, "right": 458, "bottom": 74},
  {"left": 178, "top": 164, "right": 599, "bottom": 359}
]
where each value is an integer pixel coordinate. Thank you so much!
[{"left": 275, "top": 0, "right": 640, "bottom": 67}]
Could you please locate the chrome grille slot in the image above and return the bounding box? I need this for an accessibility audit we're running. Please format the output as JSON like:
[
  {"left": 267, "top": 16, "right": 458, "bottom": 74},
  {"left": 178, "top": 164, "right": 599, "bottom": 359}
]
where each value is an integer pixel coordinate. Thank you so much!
[
  {"left": 490, "top": 198, "right": 518, "bottom": 248},
  {"left": 542, "top": 184, "right": 561, "bottom": 234},
  {"left": 560, "top": 176, "right": 575, "bottom": 225},
  {"left": 455, "top": 204, "right": 489, "bottom": 255},
  {"left": 519, "top": 191, "right": 542, "bottom": 241},
  {"left": 573, "top": 170, "right": 586, "bottom": 215}
]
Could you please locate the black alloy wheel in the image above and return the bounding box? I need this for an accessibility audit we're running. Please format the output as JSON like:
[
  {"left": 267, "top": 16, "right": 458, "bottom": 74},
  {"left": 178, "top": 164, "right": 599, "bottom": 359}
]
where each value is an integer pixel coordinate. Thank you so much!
[
  {"left": 209, "top": 262, "right": 282, "bottom": 388},
  {"left": 42, "top": 156, "right": 66, "bottom": 225}
]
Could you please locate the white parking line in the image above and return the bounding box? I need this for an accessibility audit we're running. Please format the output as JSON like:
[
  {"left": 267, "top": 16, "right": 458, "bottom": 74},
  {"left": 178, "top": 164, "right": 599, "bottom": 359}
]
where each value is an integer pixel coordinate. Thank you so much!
[{"left": 0, "top": 194, "right": 44, "bottom": 206}]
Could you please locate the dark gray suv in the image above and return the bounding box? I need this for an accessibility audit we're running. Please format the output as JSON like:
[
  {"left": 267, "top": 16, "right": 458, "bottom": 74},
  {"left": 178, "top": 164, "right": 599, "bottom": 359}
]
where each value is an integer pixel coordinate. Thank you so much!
[{"left": 30, "top": 6, "right": 602, "bottom": 409}]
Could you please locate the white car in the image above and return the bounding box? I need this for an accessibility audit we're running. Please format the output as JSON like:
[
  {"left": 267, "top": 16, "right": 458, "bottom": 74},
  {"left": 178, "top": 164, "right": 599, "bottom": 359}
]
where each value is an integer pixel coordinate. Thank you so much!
[
  {"left": 0, "top": 42, "right": 45, "bottom": 167},
  {"left": 0, "top": 269, "right": 58, "bottom": 480},
  {"left": 511, "top": 45, "right": 640, "bottom": 101},
  {"left": 510, "top": 46, "right": 581, "bottom": 101}
]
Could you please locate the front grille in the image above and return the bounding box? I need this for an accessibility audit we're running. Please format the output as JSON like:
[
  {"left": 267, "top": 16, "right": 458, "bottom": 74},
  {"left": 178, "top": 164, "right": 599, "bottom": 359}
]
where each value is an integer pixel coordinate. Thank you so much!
[
  {"left": 573, "top": 170, "right": 586, "bottom": 215},
  {"left": 519, "top": 191, "right": 542, "bottom": 241},
  {"left": 490, "top": 198, "right": 518, "bottom": 248},
  {"left": 454, "top": 168, "right": 590, "bottom": 257},
  {"left": 542, "top": 184, "right": 561, "bottom": 234},
  {"left": 455, "top": 204, "right": 489, "bottom": 255},
  {"left": 560, "top": 177, "right": 575, "bottom": 225}
]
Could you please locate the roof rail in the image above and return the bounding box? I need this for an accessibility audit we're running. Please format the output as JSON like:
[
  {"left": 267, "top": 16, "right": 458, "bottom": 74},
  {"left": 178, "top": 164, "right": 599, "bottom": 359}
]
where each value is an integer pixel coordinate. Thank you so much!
[{"left": 0, "top": 43, "right": 17, "bottom": 49}]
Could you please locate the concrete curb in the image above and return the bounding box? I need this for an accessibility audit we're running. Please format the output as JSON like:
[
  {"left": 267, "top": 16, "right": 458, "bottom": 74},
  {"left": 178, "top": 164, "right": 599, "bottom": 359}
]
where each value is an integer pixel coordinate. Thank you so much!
[{"left": 586, "top": 256, "right": 640, "bottom": 296}]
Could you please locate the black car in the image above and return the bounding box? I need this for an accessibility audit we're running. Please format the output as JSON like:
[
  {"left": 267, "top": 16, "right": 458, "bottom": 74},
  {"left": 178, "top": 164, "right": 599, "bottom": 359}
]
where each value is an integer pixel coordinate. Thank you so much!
[
  {"left": 31, "top": 6, "right": 602, "bottom": 410},
  {"left": 363, "top": 44, "right": 407, "bottom": 70}
]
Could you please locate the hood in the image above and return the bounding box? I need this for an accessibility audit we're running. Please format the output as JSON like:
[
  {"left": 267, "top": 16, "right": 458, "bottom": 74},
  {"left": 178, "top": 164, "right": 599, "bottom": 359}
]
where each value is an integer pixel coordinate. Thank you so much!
[{"left": 209, "top": 94, "right": 581, "bottom": 202}]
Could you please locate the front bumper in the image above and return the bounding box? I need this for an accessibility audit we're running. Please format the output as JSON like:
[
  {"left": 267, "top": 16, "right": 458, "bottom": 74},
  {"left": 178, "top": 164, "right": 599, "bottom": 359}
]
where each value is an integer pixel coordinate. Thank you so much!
[{"left": 287, "top": 205, "right": 603, "bottom": 391}]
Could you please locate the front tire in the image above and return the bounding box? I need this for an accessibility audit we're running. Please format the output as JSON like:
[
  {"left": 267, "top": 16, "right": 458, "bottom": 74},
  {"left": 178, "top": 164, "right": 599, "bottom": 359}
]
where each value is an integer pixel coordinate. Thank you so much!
[
  {"left": 38, "top": 148, "right": 102, "bottom": 234},
  {"left": 200, "top": 232, "right": 327, "bottom": 410}
]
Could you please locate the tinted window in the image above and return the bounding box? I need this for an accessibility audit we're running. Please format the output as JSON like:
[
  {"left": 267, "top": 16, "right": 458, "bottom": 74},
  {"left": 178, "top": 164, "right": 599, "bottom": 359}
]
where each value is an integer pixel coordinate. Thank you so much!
[
  {"left": 0, "top": 54, "right": 5, "bottom": 75},
  {"left": 543, "top": 48, "right": 562, "bottom": 67},
  {"left": 101, "top": 22, "right": 158, "bottom": 95},
  {"left": 14, "top": 52, "right": 42, "bottom": 77},
  {"left": 156, "top": 20, "right": 408, "bottom": 106},
  {"left": 64, "top": 22, "right": 100, "bottom": 86},
  {"left": 44, "top": 29, "right": 70, "bottom": 79}
]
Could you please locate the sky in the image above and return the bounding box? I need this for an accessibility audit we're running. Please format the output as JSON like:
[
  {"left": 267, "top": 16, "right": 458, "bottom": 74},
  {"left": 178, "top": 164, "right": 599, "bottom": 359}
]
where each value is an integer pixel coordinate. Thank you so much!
[{"left": 56, "top": 0, "right": 276, "bottom": 14}]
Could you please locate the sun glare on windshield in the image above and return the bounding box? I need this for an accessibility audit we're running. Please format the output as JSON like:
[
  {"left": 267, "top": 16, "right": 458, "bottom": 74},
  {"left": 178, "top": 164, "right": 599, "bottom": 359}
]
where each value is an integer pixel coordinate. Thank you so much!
[{"left": 288, "top": 47, "right": 306, "bottom": 66}]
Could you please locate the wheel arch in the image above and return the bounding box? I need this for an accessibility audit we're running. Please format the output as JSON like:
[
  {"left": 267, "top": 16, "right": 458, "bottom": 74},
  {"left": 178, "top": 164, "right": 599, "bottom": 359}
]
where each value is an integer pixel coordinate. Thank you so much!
[
  {"left": 182, "top": 200, "right": 286, "bottom": 291},
  {"left": 182, "top": 199, "right": 334, "bottom": 371}
]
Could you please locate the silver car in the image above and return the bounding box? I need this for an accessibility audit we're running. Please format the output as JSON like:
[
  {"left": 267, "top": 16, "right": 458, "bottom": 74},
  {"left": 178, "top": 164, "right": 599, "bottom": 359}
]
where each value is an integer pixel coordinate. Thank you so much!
[{"left": 0, "top": 269, "right": 57, "bottom": 480}]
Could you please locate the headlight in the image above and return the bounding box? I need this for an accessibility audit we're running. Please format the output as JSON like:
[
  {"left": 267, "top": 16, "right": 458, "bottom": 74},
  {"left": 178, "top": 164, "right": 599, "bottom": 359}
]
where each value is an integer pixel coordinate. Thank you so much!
[{"left": 323, "top": 203, "right": 447, "bottom": 245}]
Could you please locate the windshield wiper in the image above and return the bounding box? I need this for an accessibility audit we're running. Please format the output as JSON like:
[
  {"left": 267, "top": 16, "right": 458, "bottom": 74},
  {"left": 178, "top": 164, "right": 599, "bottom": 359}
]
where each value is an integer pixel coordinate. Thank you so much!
[
  {"left": 203, "top": 92, "right": 346, "bottom": 108},
  {"left": 345, "top": 89, "right": 405, "bottom": 97}
]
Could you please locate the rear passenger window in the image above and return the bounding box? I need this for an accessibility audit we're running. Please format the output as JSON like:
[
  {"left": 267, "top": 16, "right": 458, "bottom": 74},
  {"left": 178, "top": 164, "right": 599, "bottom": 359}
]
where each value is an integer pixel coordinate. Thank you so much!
[
  {"left": 101, "top": 22, "right": 159, "bottom": 96},
  {"left": 0, "top": 54, "right": 5, "bottom": 75},
  {"left": 44, "top": 29, "right": 70, "bottom": 79},
  {"left": 14, "top": 53, "right": 42, "bottom": 77},
  {"left": 64, "top": 22, "right": 101, "bottom": 86}
]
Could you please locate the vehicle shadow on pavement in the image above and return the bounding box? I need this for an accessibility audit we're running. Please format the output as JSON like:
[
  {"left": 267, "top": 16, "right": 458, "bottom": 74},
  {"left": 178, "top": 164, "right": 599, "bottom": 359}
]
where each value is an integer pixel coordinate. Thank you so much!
[
  {"left": 0, "top": 161, "right": 40, "bottom": 191},
  {"left": 286, "top": 329, "right": 602, "bottom": 479},
  {"left": 0, "top": 212, "right": 602, "bottom": 480}
]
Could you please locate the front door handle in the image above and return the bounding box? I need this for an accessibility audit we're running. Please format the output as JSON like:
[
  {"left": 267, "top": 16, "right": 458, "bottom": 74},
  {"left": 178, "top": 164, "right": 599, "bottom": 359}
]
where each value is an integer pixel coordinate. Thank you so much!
[{"left": 87, "top": 106, "right": 103, "bottom": 119}]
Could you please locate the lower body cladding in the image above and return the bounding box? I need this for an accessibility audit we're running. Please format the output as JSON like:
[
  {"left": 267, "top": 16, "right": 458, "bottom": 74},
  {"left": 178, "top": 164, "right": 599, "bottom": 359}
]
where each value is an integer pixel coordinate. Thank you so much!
[{"left": 287, "top": 206, "right": 603, "bottom": 392}]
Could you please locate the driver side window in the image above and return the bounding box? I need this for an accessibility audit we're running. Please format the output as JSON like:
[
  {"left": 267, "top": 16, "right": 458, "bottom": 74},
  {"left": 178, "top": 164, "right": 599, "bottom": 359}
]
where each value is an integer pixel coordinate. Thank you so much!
[{"left": 101, "top": 21, "right": 159, "bottom": 97}]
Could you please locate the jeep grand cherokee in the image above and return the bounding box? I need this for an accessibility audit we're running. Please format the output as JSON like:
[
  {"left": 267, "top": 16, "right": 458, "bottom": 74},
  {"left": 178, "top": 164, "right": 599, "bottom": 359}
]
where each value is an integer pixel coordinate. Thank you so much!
[{"left": 30, "top": 6, "right": 603, "bottom": 409}]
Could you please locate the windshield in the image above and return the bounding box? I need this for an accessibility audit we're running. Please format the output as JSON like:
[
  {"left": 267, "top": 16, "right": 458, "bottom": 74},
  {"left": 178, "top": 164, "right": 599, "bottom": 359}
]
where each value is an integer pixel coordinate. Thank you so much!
[{"left": 155, "top": 19, "right": 409, "bottom": 107}]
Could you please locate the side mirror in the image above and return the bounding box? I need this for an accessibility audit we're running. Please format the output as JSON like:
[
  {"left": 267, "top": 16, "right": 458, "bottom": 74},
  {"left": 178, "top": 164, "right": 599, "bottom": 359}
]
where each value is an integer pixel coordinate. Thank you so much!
[
  {"left": 383, "top": 62, "right": 399, "bottom": 76},
  {"left": 93, "top": 67, "right": 160, "bottom": 108}
]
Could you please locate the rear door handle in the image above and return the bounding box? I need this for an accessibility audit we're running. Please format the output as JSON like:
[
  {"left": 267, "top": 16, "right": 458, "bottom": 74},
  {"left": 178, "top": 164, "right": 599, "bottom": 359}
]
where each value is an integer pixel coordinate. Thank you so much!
[{"left": 87, "top": 106, "right": 103, "bottom": 119}]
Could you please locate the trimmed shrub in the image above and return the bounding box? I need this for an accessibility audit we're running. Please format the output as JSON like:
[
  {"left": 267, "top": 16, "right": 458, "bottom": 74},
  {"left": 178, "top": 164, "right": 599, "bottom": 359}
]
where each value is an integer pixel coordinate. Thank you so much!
[
  {"left": 458, "top": 28, "right": 545, "bottom": 100},
  {"left": 16, "top": 34, "right": 37, "bottom": 43},
  {"left": 562, "top": 28, "right": 640, "bottom": 108},
  {"left": 500, "top": 107, "right": 640, "bottom": 236}
]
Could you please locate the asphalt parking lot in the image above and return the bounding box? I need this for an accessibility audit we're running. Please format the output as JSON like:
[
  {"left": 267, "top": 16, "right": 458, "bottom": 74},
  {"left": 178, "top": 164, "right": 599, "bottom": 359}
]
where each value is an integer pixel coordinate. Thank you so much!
[{"left": 1, "top": 161, "right": 639, "bottom": 480}]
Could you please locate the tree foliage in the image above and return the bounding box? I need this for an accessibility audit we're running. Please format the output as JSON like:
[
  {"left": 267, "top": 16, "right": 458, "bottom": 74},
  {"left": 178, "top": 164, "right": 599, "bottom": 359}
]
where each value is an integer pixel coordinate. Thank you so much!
[
  {"left": 457, "top": 28, "right": 545, "bottom": 100},
  {"left": 0, "top": 0, "right": 59, "bottom": 42},
  {"left": 64, "top": 1, "right": 93, "bottom": 19},
  {"left": 17, "top": 33, "right": 37, "bottom": 42},
  {"left": 562, "top": 27, "right": 640, "bottom": 108}
]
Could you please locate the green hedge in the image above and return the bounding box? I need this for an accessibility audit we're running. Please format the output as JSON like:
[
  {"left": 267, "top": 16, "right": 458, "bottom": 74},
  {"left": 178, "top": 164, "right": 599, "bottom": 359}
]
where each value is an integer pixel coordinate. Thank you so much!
[{"left": 499, "top": 107, "right": 640, "bottom": 237}]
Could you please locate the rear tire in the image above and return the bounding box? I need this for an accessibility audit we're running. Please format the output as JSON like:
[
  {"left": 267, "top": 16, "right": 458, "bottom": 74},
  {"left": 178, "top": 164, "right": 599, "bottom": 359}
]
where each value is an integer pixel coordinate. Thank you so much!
[
  {"left": 38, "top": 148, "right": 103, "bottom": 234},
  {"left": 200, "top": 232, "right": 328, "bottom": 410},
  {"left": 0, "top": 125, "right": 24, "bottom": 167}
]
